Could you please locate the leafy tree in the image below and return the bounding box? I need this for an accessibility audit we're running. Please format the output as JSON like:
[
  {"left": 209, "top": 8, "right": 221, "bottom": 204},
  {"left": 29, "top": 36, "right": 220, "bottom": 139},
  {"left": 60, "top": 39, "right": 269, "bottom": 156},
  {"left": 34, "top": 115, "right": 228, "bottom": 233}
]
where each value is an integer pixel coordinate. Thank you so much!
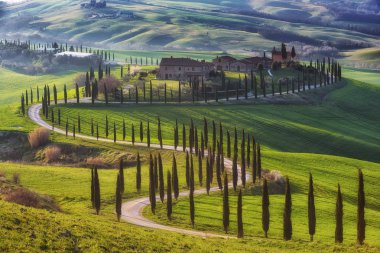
[
  {"left": 167, "top": 171, "right": 172, "bottom": 220},
  {"left": 262, "top": 178, "right": 270, "bottom": 238},
  {"left": 223, "top": 173, "right": 230, "bottom": 233},
  {"left": 136, "top": 153, "right": 141, "bottom": 192},
  {"left": 283, "top": 177, "right": 292, "bottom": 241},
  {"left": 308, "top": 173, "right": 316, "bottom": 241},
  {"left": 237, "top": 189, "right": 244, "bottom": 238},
  {"left": 357, "top": 169, "right": 366, "bottom": 245},
  {"left": 172, "top": 154, "right": 179, "bottom": 200},
  {"left": 335, "top": 184, "right": 343, "bottom": 243}
]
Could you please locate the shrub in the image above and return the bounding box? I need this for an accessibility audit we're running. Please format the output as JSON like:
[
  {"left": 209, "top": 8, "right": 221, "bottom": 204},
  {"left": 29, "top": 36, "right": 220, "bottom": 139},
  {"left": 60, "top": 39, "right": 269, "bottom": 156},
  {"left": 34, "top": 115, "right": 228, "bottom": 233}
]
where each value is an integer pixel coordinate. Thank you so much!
[
  {"left": 44, "top": 145, "right": 62, "bottom": 163},
  {"left": 4, "top": 188, "right": 61, "bottom": 211},
  {"left": 98, "top": 76, "right": 122, "bottom": 94},
  {"left": 28, "top": 127, "right": 50, "bottom": 148},
  {"left": 12, "top": 173, "right": 20, "bottom": 184}
]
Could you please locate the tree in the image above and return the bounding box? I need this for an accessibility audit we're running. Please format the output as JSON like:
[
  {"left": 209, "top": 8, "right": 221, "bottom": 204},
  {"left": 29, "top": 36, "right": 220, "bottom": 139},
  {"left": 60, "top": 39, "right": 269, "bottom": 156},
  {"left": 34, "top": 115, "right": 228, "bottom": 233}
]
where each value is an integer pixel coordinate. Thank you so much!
[
  {"left": 53, "top": 84, "right": 57, "bottom": 105},
  {"left": 335, "top": 184, "right": 343, "bottom": 243},
  {"left": 113, "top": 122, "right": 116, "bottom": 143},
  {"left": 172, "top": 154, "right": 179, "bottom": 200},
  {"left": 257, "top": 143, "right": 262, "bottom": 179},
  {"left": 158, "top": 117, "right": 163, "bottom": 149},
  {"left": 206, "top": 159, "right": 211, "bottom": 195},
  {"left": 140, "top": 120, "right": 143, "bottom": 142},
  {"left": 94, "top": 167, "right": 101, "bottom": 215},
  {"left": 63, "top": 84, "right": 67, "bottom": 104},
  {"left": 216, "top": 143, "right": 222, "bottom": 190},
  {"left": 237, "top": 189, "right": 244, "bottom": 238},
  {"left": 212, "top": 120, "right": 216, "bottom": 152},
  {"left": 182, "top": 124, "right": 186, "bottom": 152},
  {"left": 154, "top": 155, "right": 158, "bottom": 190},
  {"left": 189, "top": 177, "right": 195, "bottom": 227},
  {"left": 357, "top": 169, "right": 366, "bottom": 245},
  {"left": 131, "top": 123, "right": 135, "bottom": 145},
  {"left": 147, "top": 121, "right": 151, "bottom": 148},
  {"left": 281, "top": 43, "right": 287, "bottom": 61},
  {"left": 119, "top": 159, "right": 125, "bottom": 193},
  {"left": 149, "top": 154, "right": 156, "bottom": 214},
  {"left": 20, "top": 94, "right": 25, "bottom": 116},
  {"left": 262, "top": 178, "right": 270, "bottom": 238},
  {"left": 232, "top": 151, "right": 238, "bottom": 192},
  {"left": 185, "top": 151, "right": 190, "bottom": 188},
  {"left": 167, "top": 171, "right": 172, "bottom": 220},
  {"left": 76, "top": 83, "right": 80, "bottom": 104},
  {"left": 283, "top": 177, "right": 292, "bottom": 241},
  {"left": 174, "top": 119, "right": 179, "bottom": 150},
  {"left": 227, "top": 130, "right": 231, "bottom": 158},
  {"left": 158, "top": 153, "right": 165, "bottom": 203},
  {"left": 291, "top": 46, "right": 296, "bottom": 59},
  {"left": 122, "top": 119, "right": 126, "bottom": 141},
  {"left": 198, "top": 150, "right": 203, "bottom": 186},
  {"left": 241, "top": 132, "right": 246, "bottom": 187},
  {"left": 90, "top": 168, "right": 95, "bottom": 208},
  {"left": 136, "top": 153, "right": 141, "bottom": 192},
  {"left": 115, "top": 173, "right": 122, "bottom": 221},
  {"left": 308, "top": 173, "right": 316, "bottom": 241},
  {"left": 105, "top": 115, "right": 109, "bottom": 138},
  {"left": 204, "top": 118, "right": 208, "bottom": 148},
  {"left": 223, "top": 173, "right": 230, "bottom": 233}
]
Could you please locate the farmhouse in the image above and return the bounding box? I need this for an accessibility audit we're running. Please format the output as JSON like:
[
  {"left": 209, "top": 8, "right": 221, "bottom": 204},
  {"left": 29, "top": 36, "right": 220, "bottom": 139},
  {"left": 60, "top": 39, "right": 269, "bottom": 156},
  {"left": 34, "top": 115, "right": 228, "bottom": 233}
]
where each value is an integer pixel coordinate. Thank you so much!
[
  {"left": 272, "top": 47, "right": 293, "bottom": 62},
  {"left": 213, "top": 56, "right": 236, "bottom": 71},
  {"left": 158, "top": 57, "right": 212, "bottom": 80},
  {"left": 229, "top": 56, "right": 271, "bottom": 72}
]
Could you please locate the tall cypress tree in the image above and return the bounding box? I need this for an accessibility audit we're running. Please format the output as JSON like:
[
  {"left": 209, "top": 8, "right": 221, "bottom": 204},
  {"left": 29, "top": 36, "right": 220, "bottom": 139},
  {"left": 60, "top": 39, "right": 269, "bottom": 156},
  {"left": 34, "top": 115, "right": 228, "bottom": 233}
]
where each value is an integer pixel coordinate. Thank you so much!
[
  {"left": 115, "top": 173, "right": 122, "bottom": 221},
  {"left": 223, "top": 173, "right": 230, "bottom": 234},
  {"left": 212, "top": 120, "right": 216, "bottom": 152},
  {"left": 53, "top": 84, "right": 57, "bottom": 105},
  {"left": 20, "top": 94, "right": 25, "bottom": 116},
  {"left": 206, "top": 159, "right": 211, "bottom": 195},
  {"left": 227, "top": 130, "right": 231, "bottom": 158},
  {"left": 167, "top": 171, "right": 172, "bottom": 220},
  {"left": 185, "top": 151, "right": 190, "bottom": 188},
  {"left": 253, "top": 142, "right": 257, "bottom": 184},
  {"left": 357, "top": 169, "right": 365, "bottom": 245},
  {"left": 113, "top": 122, "right": 116, "bottom": 143},
  {"left": 158, "top": 117, "right": 163, "bottom": 149},
  {"left": 105, "top": 115, "right": 109, "bottom": 138},
  {"left": 119, "top": 159, "right": 125, "bottom": 193},
  {"left": 158, "top": 153, "right": 165, "bottom": 203},
  {"left": 90, "top": 168, "right": 95, "bottom": 208},
  {"left": 283, "top": 177, "right": 292, "bottom": 241},
  {"left": 257, "top": 143, "right": 262, "bottom": 179},
  {"left": 216, "top": 143, "right": 222, "bottom": 190},
  {"left": 189, "top": 176, "right": 195, "bottom": 227},
  {"left": 182, "top": 124, "right": 186, "bottom": 152},
  {"left": 136, "top": 153, "right": 141, "bottom": 193},
  {"left": 308, "top": 173, "right": 316, "bottom": 241},
  {"left": 172, "top": 154, "right": 179, "bottom": 200},
  {"left": 122, "top": 119, "right": 126, "bottom": 141},
  {"left": 147, "top": 121, "right": 151, "bottom": 148},
  {"left": 335, "top": 184, "right": 343, "bottom": 243},
  {"left": 149, "top": 154, "right": 156, "bottom": 214},
  {"left": 139, "top": 120, "right": 143, "bottom": 142},
  {"left": 198, "top": 150, "right": 203, "bottom": 186},
  {"left": 94, "top": 167, "right": 101, "bottom": 215},
  {"left": 241, "top": 132, "right": 246, "bottom": 187},
  {"left": 76, "top": 83, "right": 80, "bottom": 104},
  {"left": 154, "top": 155, "right": 158, "bottom": 190},
  {"left": 262, "top": 178, "right": 270, "bottom": 238},
  {"left": 204, "top": 118, "right": 208, "bottom": 148},
  {"left": 237, "top": 189, "right": 244, "bottom": 238}
]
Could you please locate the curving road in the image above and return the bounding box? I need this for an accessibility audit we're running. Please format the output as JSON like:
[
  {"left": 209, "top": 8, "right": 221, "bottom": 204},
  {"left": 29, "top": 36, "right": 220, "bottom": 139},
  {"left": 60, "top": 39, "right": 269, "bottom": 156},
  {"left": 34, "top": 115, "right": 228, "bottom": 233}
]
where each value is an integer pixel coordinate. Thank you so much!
[{"left": 28, "top": 102, "right": 245, "bottom": 239}]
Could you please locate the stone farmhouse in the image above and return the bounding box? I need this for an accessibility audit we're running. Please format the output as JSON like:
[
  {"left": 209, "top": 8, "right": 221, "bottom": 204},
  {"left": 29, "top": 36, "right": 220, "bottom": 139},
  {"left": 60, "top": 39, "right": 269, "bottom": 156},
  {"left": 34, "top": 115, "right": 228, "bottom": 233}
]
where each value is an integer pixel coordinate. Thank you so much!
[
  {"left": 158, "top": 57, "right": 213, "bottom": 80},
  {"left": 271, "top": 47, "right": 294, "bottom": 62}
]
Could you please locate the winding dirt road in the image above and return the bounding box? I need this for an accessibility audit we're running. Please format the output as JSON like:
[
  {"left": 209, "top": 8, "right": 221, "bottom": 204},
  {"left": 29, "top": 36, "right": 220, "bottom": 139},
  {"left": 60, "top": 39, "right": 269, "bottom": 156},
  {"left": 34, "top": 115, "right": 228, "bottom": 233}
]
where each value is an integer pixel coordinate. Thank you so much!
[{"left": 28, "top": 102, "right": 244, "bottom": 239}]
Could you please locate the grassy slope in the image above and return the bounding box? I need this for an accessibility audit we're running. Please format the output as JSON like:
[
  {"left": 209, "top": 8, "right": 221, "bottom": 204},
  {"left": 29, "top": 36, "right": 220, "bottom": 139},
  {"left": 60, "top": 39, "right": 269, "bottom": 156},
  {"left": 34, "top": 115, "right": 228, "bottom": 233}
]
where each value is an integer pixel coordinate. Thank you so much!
[
  {"left": 50, "top": 78, "right": 380, "bottom": 163},
  {"left": 145, "top": 152, "right": 380, "bottom": 248}
]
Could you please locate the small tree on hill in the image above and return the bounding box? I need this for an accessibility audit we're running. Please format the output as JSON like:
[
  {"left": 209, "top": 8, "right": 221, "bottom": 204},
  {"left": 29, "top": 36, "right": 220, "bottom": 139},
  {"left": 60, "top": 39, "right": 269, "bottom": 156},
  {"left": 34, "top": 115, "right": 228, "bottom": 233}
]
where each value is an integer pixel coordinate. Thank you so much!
[
  {"left": 158, "top": 153, "right": 164, "bottom": 203},
  {"left": 335, "top": 184, "right": 343, "bottom": 243},
  {"left": 237, "top": 189, "right": 244, "bottom": 238},
  {"left": 223, "top": 173, "right": 230, "bottom": 234},
  {"left": 308, "top": 173, "right": 316, "bottom": 241},
  {"left": 283, "top": 177, "right": 292, "bottom": 241},
  {"left": 115, "top": 173, "right": 122, "bottom": 221},
  {"left": 357, "top": 169, "right": 365, "bottom": 245},
  {"left": 119, "top": 159, "right": 125, "bottom": 193},
  {"left": 167, "top": 171, "right": 172, "bottom": 220},
  {"left": 94, "top": 167, "right": 101, "bottom": 215},
  {"left": 149, "top": 154, "right": 156, "bottom": 214},
  {"left": 172, "top": 154, "right": 179, "bottom": 200},
  {"left": 262, "top": 178, "right": 270, "bottom": 238}
]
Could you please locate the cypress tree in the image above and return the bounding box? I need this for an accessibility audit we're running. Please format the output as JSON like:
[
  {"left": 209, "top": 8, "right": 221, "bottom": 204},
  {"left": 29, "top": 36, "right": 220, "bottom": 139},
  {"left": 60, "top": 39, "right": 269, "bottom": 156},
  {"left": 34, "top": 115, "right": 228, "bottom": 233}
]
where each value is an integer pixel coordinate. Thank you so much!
[
  {"left": 58, "top": 109, "right": 61, "bottom": 126},
  {"left": 91, "top": 168, "right": 94, "bottom": 208},
  {"left": 73, "top": 123, "right": 76, "bottom": 139},
  {"left": 132, "top": 123, "right": 135, "bottom": 145},
  {"left": 96, "top": 123, "right": 99, "bottom": 140},
  {"left": 201, "top": 132, "right": 205, "bottom": 158},
  {"left": 189, "top": 176, "right": 195, "bottom": 227},
  {"left": 150, "top": 80, "right": 153, "bottom": 104},
  {"left": 185, "top": 151, "right": 190, "bottom": 188},
  {"left": 136, "top": 153, "right": 141, "bottom": 193},
  {"left": 283, "top": 177, "right": 292, "bottom": 241},
  {"left": 115, "top": 173, "right": 122, "bottom": 221},
  {"left": 20, "top": 94, "right": 25, "bottom": 116},
  {"left": 357, "top": 169, "right": 365, "bottom": 245},
  {"left": 77, "top": 114, "right": 81, "bottom": 133},
  {"left": 308, "top": 173, "right": 316, "bottom": 241},
  {"left": 47, "top": 85, "right": 50, "bottom": 105},
  {"left": 158, "top": 117, "right": 162, "bottom": 149},
  {"left": 206, "top": 159, "right": 211, "bottom": 195},
  {"left": 113, "top": 122, "right": 116, "bottom": 143},
  {"left": 105, "top": 114, "right": 109, "bottom": 138},
  {"left": 147, "top": 121, "right": 150, "bottom": 148},
  {"left": 158, "top": 153, "right": 165, "bottom": 203},
  {"left": 167, "top": 171, "right": 172, "bottom": 219},
  {"left": 237, "top": 189, "right": 244, "bottom": 238},
  {"left": 149, "top": 154, "right": 156, "bottom": 214},
  {"left": 154, "top": 155, "right": 158, "bottom": 190},
  {"left": 122, "top": 119, "right": 126, "bottom": 141},
  {"left": 223, "top": 173, "right": 229, "bottom": 233},
  {"left": 247, "top": 134, "right": 250, "bottom": 168},
  {"left": 119, "top": 159, "right": 125, "bottom": 193},
  {"left": 335, "top": 184, "right": 343, "bottom": 243},
  {"left": 76, "top": 83, "right": 80, "bottom": 104},
  {"left": 172, "top": 154, "right": 179, "bottom": 200},
  {"left": 227, "top": 129, "right": 231, "bottom": 158},
  {"left": 204, "top": 118, "right": 208, "bottom": 148},
  {"left": 216, "top": 143, "right": 222, "bottom": 190},
  {"left": 53, "top": 84, "right": 57, "bottom": 105},
  {"left": 37, "top": 86, "right": 40, "bottom": 102},
  {"left": 30, "top": 88, "right": 33, "bottom": 104},
  {"left": 94, "top": 167, "right": 101, "bottom": 215},
  {"left": 174, "top": 119, "right": 179, "bottom": 150},
  {"left": 241, "top": 132, "right": 246, "bottom": 187},
  {"left": 257, "top": 143, "right": 262, "bottom": 179},
  {"left": 195, "top": 127, "right": 199, "bottom": 156},
  {"left": 65, "top": 118, "right": 68, "bottom": 137},
  {"left": 212, "top": 120, "right": 216, "bottom": 152},
  {"left": 253, "top": 142, "right": 257, "bottom": 184},
  {"left": 140, "top": 120, "right": 143, "bottom": 142},
  {"left": 262, "top": 178, "right": 270, "bottom": 238},
  {"left": 232, "top": 151, "right": 238, "bottom": 192},
  {"left": 198, "top": 150, "right": 203, "bottom": 186},
  {"left": 182, "top": 124, "right": 186, "bottom": 152}
]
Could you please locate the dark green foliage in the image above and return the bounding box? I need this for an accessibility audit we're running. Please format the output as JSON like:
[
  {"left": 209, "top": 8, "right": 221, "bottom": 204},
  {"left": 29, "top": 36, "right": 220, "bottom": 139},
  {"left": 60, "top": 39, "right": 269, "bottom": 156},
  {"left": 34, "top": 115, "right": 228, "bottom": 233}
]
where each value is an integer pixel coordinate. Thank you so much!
[
  {"left": 357, "top": 169, "right": 366, "bottom": 245},
  {"left": 216, "top": 142, "right": 222, "bottom": 190},
  {"left": 158, "top": 153, "right": 164, "bottom": 203},
  {"left": 136, "top": 153, "right": 141, "bottom": 192},
  {"left": 140, "top": 121, "right": 143, "bottom": 142},
  {"left": 119, "top": 159, "right": 124, "bottom": 193},
  {"left": 76, "top": 83, "right": 80, "bottom": 104},
  {"left": 182, "top": 124, "right": 186, "bottom": 152},
  {"left": 149, "top": 154, "right": 156, "bottom": 214},
  {"left": 105, "top": 115, "right": 109, "bottom": 138},
  {"left": 212, "top": 120, "right": 216, "bottom": 152},
  {"left": 132, "top": 123, "right": 135, "bottom": 145},
  {"left": 198, "top": 150, "right": 203, "bottom": 186},
  {"left": 227, "top": 130, "right": 231, "bottom": 158},
  {"left": 308, "top": 173, "right": 316, "bottom": 241},
  {"left": 115, "top": 173, "right": 122, "bottom": 221},
  {"left": 122, "top": 119, "right": 126, "bottom": 141},
  {"left": 96, "top": 123, "right": 99, "bottom": 140},
  {"left": 189, "top": 176, "right": 195, "bottom": 227},
  {"left": 185, "top": 151, "right": 190, "bottom": 188},
  {"left": 283, "top": 177, "right": 292, "bottom": 241},
  {"left": 204, "top": 118, "right": 208, "bottom": 148},
  {"left": 206, "top": 159, "right": 210, "bottom": 195},
  {"left": 223, "top": 173, "right": 229, "bottom": 234},
  {"left": 232, "top": 151, "right": 238, "bottom": 192},
  {"left": 147, "top": 121, "right": 151, "bottom": 148},
  {"left": 262, "top": 178, "right": 270, "bottom": 238},
  {"left": 174, "top": 119, "right": 179, "bottom": 150},
  {"left": 172, "top": 154, "right": 179, "bottom": 200},
  {"left": 167, "top": 171, "right": 172, "bottom": 220},
  {"left": 335, "top": 184, "right": 343, "bottom": 243},
  {"left": 158, "top": 117, "right": 163, "bottom": 149},
  {"left": 53, "top": 84, "right": 57, "bottom": 105},
  {"left": 237, "top": 189, "right": 244, "bottom": 238},
  {"left": 241, "top": 131, "right": 246, "bottom": 187},
  {"left": 257, "top": 143, "right": 262, "bottom": 179},
  {"left": 20, "top": 94, "right": 25, "bottom": 116},
  {"left": 154, "top": 155, "right": 158, "bottom": 191},
  {"left": 93, "top": 167, "right": 101, "bottom": 215}
]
